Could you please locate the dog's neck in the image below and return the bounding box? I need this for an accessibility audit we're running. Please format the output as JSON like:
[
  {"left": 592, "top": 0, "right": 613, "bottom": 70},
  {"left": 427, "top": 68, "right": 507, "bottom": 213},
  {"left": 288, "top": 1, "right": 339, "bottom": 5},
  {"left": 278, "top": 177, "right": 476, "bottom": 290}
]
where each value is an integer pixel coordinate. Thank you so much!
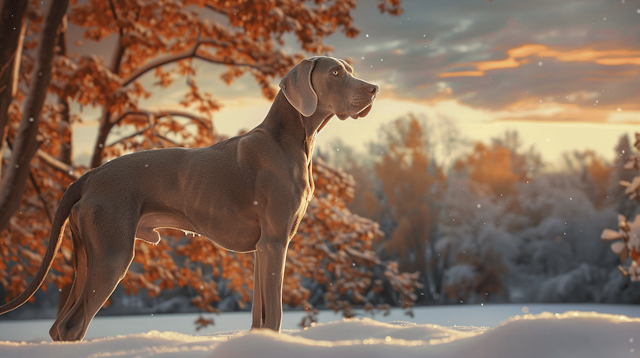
[{"left": 259, "top": 91, "right": 333, "bottom": 161}]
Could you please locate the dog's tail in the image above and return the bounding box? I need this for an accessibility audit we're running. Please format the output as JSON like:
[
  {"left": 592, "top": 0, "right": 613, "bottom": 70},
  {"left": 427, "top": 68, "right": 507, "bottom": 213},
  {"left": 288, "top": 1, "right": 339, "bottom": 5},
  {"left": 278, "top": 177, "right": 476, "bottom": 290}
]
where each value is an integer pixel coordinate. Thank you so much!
[{"left": 0, "top": 174, "right": 87, "bottom": 314}]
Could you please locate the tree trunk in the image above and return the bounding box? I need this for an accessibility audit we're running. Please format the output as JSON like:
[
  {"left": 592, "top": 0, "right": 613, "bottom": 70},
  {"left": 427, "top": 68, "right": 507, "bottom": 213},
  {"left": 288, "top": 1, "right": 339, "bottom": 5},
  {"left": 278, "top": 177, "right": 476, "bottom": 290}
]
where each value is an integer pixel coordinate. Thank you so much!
[
  {"left": 0, "top": 0, "right": 28, "bottom": 176},
  {"left": 90, "top": 40, "right": 126, "bottom": 169},
  {"left": 55, "top": 14, "right": 74, "bottom": 313},
  {"left": 0, "top": 0, "right": 69, "bottom": 233},
  {"left": 90, "top": 111, "right": 113, "bottom": 168},
  {"left": 57, "top": 16, "right": 72, "bottom": 165}
]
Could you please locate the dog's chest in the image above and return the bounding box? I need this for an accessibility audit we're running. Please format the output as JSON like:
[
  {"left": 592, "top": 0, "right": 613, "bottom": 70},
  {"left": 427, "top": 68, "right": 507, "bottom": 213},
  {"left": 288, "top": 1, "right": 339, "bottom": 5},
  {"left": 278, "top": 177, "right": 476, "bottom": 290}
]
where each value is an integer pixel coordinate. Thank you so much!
[{"left": 305, "top": 161, "right": 315, "bottom": 202}]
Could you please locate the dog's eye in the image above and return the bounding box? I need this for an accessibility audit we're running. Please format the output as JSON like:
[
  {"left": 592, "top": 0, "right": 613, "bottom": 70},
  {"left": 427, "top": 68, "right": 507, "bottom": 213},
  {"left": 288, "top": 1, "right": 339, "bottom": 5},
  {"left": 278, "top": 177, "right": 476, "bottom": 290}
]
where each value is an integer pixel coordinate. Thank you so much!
[{"left": 332, "top": 70, "right": 339, "bottom": 76}]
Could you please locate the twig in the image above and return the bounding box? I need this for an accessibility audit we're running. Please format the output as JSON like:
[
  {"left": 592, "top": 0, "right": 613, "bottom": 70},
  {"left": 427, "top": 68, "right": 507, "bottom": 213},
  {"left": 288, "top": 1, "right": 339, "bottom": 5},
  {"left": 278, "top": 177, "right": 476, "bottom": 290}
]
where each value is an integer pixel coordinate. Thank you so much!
[
  {"left": 119, "top": 39, "right": 271, "bottom": 88},
  {"left": 204, "top": 4, "right": 229, "bottom": 17},
  {"left": 110, "top": 109, "right": 212, "bottom": 131},
  {"left": 35, "top": 149, "right": 80, "bottom": 181},
  {"left": 28, "top": 170, "right": 53, "bottom": 224},
  {"left": 154, "top": 133, "right": 181, "bottom": 147},
  {"left": 106, "top": 126, "right": 152, "bottom": 147},
  {"left": 0, "top": 51, "right": 16, "bottom": 79},
  {"left": 107, "top": 0, "right": 124, "bottom": 37}
]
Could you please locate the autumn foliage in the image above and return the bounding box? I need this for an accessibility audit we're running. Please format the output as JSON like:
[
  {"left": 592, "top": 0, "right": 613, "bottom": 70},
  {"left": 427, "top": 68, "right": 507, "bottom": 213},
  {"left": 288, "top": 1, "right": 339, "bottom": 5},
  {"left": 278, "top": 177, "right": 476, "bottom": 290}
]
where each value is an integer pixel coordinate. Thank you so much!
[
  {"left": 454, "top": 142, "right": 521, "bottom": 197},
  {"left": 372, "top": 115, "right": 445, "bottom": 278},
  {"left": 0, "top": 0, "right": 419, "bottom": 323},
  {"left": 602, "top": 133, "right": 640, "bottom": 281}
]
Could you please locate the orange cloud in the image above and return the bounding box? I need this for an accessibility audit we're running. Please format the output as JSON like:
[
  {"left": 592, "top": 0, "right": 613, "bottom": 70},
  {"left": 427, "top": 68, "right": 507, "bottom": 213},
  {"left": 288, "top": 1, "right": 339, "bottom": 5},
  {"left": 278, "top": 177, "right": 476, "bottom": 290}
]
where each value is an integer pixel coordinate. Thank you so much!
[
  {"left": 509, "top": 44, "right": 547, "bottom": 58},
  {"left": 476, "top": 57, "right": 520, "bottom": 71},
  {"left": 438, "top": 43, "right": 640, "bottom": 77},
  {"left": 438, "top": 71, "right": 485, "bottom": 78},
  {"left": 596, "top": 58, "right": 640, "bottom": 65}
]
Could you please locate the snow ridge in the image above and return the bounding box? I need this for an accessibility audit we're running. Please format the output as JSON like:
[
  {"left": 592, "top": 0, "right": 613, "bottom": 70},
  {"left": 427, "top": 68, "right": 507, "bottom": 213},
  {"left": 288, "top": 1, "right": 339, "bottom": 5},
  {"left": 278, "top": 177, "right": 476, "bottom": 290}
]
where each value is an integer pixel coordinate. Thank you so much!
[{"left": 1, "top": 311, "right": 639, "bottom": 358}]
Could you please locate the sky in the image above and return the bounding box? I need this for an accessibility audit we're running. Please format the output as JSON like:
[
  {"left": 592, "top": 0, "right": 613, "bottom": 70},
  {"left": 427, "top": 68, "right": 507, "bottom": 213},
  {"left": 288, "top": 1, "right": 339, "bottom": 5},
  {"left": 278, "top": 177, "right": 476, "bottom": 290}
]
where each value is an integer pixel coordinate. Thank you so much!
[{"left": 70, "top": 0, "right": 640, "bottom": 167}]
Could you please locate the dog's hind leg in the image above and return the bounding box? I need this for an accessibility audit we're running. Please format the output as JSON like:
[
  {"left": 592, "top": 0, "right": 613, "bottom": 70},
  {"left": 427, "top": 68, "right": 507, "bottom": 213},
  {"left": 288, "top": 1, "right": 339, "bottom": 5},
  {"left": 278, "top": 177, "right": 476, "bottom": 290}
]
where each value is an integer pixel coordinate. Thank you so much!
[
  {"left": 50, "top": 223, "right": 87, "bottom": 341},
  {"left": 55, "top": 210, "right": 137, "bottom": 341}
]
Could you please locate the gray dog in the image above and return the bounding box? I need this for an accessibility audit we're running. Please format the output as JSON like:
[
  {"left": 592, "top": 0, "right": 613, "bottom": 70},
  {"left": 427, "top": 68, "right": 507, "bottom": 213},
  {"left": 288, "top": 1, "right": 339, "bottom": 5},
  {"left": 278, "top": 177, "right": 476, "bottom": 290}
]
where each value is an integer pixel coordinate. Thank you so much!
[{"left": 0, "top": 56, "right": 378, "bottom": 341}]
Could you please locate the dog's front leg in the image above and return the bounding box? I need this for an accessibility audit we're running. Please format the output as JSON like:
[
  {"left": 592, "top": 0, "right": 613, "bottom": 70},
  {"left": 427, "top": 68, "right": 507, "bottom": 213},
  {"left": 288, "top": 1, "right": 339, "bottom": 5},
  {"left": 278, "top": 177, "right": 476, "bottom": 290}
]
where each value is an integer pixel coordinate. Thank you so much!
[
  {"left": 254, "top": 238, "right": 289, "bottom": 332},
  {"left": 251, "top": 251, "right": 264, "bottom": 329}
]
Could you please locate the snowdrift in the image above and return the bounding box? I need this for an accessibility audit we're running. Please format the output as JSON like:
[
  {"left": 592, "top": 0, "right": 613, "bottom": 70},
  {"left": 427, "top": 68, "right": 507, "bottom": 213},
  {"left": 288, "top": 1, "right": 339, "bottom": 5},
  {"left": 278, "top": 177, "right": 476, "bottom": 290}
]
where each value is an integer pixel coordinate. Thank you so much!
[{"left": 1, "top": 311, "right": 638, "bottom": 358}]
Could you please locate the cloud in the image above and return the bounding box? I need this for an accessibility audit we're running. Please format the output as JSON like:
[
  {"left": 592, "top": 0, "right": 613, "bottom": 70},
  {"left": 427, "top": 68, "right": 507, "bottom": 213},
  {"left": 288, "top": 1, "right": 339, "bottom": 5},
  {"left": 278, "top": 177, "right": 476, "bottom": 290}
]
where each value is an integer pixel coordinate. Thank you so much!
[
  {"left": 69, "top": 0, "right": 638, "bottom": 126},
  {"left": 323, "top": 0, "right": 640, "bottom": 122},
  {"left": 441, "top": 43, "right": 640, "bottom": 76}
]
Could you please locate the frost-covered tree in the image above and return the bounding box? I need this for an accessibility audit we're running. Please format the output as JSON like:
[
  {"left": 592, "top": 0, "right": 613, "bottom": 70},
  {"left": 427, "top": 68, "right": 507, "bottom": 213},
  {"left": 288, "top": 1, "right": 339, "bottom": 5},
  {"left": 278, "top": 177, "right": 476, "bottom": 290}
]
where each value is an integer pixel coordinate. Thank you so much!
[
  {"left": 437, "top": 173, "right": 515, "bottom": 303},
  {"left": 606, "top": 135, "right": 638, "bottom": 218},
  {"left": 513, "top": 173, "right": 616, "bottom": 303},
  {"left": 601, "top": 132, "right": 640, "bottom": 283},
  {"left": 440, "top": 133, "right": 620, "bottom": 304}
]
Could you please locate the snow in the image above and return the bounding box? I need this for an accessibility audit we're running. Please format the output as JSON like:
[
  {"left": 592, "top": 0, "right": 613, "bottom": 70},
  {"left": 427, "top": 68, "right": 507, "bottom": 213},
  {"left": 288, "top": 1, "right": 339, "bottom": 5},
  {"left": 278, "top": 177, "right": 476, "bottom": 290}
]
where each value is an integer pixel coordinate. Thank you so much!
[{"left": 1, "top": 305, "right": 639, "bottom": 357}]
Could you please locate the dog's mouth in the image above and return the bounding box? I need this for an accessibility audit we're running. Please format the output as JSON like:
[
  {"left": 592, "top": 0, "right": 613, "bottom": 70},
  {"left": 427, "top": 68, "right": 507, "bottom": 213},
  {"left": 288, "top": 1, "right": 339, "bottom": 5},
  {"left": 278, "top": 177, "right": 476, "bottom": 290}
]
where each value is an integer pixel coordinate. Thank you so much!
[
  {"left": 350, "top": 102, "right": 373, "bottom": 119},
  {"left": 336, "top": 97, "right": 375, "bottom": 121}
]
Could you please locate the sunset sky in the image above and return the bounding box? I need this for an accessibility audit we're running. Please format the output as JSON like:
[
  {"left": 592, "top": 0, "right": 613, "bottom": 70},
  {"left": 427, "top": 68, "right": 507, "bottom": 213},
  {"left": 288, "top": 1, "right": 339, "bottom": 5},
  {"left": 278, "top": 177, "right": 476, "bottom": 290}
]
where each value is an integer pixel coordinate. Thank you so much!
[{"left": 70, "top": 0, "right": 640, "bottom": 167}]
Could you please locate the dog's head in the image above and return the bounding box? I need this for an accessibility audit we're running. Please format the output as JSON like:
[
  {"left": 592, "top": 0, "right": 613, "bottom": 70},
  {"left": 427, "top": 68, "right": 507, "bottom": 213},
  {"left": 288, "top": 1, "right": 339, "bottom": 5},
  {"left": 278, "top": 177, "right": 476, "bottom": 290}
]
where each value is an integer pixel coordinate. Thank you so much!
[{"left": 279, "top": 56, "right": 379, "bottom": 120}]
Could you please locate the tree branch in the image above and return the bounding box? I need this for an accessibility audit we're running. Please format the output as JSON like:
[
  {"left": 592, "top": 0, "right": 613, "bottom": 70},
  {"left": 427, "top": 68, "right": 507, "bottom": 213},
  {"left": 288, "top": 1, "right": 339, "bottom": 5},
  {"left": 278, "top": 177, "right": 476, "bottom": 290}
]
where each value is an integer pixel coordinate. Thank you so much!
[
  {"left": 0, "top": 51, "right": 15, "bottom": 80},
  {"left": 120, "top": 42, "right": 203, "bottom": 87},
  {"left": 156, "top": 110, "right": 213, "bottom": 129},
  {"left": 119, "top": 39, "right": 271, "bottom": 88},
  {"left": 106, "top": 109, "right": 214, "bottom": 147},
  {"left": 106, "top": 126, "right": 152, "bottom": 148},
  {"left": 28, "top": 171, "right": 53, "bottom": 224},
  {"left": 110, "top": 110, "right": 148, "bottom": 126},
  {"left": 193, "top": 51, "right": 267, "bottom": 72},
  {"left": 204, "top": 4, "right": 228, "bottom": 17},
  {"left": 35, "top": 149, "right": 80, "bottom": 181},
  {"left": 107, "top": 0, "right": 124, "bottom": 37},
  {"left": 110, "top": 109, "right": 212, "bottom": 130},
  {"left": 154, "top": 133, "right": 181, "bottom": 147}
]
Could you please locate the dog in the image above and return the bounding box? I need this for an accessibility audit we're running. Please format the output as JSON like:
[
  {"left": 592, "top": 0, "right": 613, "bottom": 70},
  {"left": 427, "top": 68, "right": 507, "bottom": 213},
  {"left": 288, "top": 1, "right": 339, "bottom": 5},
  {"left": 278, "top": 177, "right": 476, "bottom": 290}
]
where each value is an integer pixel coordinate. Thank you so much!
[{"left": 0, "top": 56, "right": 378, "bottom": 341}]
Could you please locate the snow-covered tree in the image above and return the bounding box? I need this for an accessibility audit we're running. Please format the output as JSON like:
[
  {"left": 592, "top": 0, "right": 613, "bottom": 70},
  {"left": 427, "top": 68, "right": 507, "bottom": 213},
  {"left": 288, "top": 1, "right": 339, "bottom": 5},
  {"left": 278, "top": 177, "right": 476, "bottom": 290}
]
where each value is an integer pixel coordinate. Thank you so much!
[
  {"left": 438, "top": 173, "right": 516, "bottom": 303},
  {"left": 607, "top": 135, "right": 638, "bottom": 218},
  {"left": 601, "top": 133, "right": 640, "bottom": 283}
]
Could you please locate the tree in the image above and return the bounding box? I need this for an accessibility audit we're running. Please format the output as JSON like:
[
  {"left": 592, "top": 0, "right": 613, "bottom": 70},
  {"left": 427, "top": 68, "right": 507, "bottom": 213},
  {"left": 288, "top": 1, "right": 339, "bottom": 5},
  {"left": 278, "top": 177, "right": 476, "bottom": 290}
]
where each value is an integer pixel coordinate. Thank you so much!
[
  {"left": 607, "top": 135, "right": 638, "bottom": 217},
  {"left": 0, "top": 0, "right": 29, "bottom": 162},
  {"left": 584, "top": 152, "right": 612, "bottom": 209},
  {"left": 601, "top": 133, "right": 640, "bottom": 281},
  {"left": 490, "top": 130, "right": 542, "bottom": 182},
  {"left": 440, "top": 131, "right": 540, "bottom": 303},
  {"left": 561, "top": 150, "right": 612, "bottom": 209},
  {"left": 0, "top": 0, "right": 69, "bottom": 234},
  {"left": 455, "top": 140, "right": 528, "bottom": 198},
  {"left": 318, "top": 138, "right": 383, "bottom": 230},
  {"left": 437, "top": 171, "right": 514, "bottom": 304},
  {"left": 453, "top": 130, "right": 542, "bottom": 199},
  {"left": 0, "top": 0, "right": 416, "bottom": 323},
  {"left": 368, "top": 114, "right": 445, "bottom": 298}
]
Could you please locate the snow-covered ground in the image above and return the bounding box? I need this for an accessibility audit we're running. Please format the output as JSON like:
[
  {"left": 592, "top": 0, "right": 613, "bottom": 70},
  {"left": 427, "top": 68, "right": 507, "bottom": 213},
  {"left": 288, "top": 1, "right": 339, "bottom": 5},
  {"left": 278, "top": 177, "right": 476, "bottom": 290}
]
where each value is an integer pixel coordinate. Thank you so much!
[{"left": 1, "top": 304, "right": 639, "bottom": 357}]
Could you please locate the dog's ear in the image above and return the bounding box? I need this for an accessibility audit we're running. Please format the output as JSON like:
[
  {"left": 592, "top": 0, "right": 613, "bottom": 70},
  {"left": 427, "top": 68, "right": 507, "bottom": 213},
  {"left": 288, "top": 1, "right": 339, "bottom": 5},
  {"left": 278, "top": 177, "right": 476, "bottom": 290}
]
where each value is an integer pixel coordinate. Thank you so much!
[{"left": 279, "top": 58, "right": 317, "bottom": 117}]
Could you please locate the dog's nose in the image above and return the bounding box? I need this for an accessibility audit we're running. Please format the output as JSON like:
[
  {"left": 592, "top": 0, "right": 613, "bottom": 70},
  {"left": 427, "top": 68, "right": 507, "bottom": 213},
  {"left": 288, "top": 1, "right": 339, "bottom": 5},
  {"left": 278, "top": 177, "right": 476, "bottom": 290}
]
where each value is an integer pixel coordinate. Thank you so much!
[{"left": 364, "top": 83, "right": 379, "bottom": 95}]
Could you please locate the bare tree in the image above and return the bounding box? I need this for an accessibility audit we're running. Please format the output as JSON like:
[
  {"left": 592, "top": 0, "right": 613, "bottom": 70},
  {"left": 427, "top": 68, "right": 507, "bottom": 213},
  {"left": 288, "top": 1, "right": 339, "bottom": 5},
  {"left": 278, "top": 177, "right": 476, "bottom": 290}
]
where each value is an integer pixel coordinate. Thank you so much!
[{"left": 0, "top": 0, "right": 69, "bottom": 232}]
